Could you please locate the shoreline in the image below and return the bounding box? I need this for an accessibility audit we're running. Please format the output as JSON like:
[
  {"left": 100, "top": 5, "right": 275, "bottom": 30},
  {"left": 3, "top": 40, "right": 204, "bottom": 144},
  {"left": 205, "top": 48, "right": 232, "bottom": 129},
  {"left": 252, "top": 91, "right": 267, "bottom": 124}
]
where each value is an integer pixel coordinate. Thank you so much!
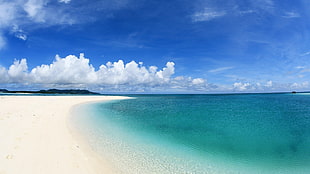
[{"left": 0, "top": 95, "right": 129, "bottom": 174}]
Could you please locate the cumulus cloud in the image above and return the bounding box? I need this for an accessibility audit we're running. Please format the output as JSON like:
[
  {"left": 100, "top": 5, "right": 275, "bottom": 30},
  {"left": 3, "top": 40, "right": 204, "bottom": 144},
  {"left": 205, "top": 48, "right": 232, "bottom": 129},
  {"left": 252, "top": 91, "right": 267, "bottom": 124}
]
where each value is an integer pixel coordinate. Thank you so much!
[
  {"left": 0, "top": 66, "right": 9, "bottom": 83},
  {"left": 1, "top": 54, "right": 308, "bottom": 93},
  {"left": 0, "top": 54, "right": 205, "bottom": 92},
  {"left": 233, "top": 82, "right": 252, "bottom": 91},
  {"left": 8, "top": 59, "right": 29, "bottom": 82},
  {"left": 233, "top": 81, "right": 272, "bottom": 92},
  {"left": 192, "top": 78, "right": 205, "bottom": 85},
  {"left": 265, "top": 80, "right": 273, "bottom": 87},
  {"left": 167, "top": 76, "right": 212, "bottom": 92},
  {"left": 231, "top": 80, "right": 310, "bottom": 93},
  {"left": 0, "top": 54, "right": 222, "bottom": 92},
  {"left": 30, "top": 54, "right": 96, "bottom": 84},
  {"left": 290, "top": 82, "right": 309, "bottom": 89}
]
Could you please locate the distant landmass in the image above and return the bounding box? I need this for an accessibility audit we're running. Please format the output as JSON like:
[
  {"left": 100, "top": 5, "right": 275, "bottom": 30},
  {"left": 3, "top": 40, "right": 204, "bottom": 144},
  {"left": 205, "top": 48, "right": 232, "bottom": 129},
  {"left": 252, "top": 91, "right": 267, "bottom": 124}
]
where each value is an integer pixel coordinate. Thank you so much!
[{"left": 0, "top": 89, "right": 100, "bottom": 95}]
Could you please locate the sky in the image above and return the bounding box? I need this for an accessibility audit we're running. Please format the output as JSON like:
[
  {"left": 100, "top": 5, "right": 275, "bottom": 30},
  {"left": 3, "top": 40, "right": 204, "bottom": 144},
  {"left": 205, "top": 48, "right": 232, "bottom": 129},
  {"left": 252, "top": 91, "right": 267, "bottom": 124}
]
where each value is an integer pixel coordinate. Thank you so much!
[{"left": 0, "top": 0, "right": 310, "bottom": 93}]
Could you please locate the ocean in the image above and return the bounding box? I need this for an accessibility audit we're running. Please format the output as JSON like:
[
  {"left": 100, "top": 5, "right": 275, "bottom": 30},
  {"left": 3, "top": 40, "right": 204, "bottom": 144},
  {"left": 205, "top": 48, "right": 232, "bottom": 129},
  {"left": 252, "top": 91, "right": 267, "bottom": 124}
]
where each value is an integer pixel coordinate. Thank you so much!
[{"left": 71, "top": 93, "right": 310, "bottom": 173}]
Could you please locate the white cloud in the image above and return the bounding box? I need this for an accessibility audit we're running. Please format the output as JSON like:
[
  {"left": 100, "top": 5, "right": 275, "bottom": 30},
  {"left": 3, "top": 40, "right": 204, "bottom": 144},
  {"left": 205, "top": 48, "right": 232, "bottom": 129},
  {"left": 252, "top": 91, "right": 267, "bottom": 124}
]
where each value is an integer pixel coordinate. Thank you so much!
[
  {"left": 208, "top": 66, "right": 234, "bottom": 73},
  {"left": 288, "top": 81, "right": 310, "bottom": 91},
  {"left": 296, "top": 66, "right": 305, "bottom": 69},
  {"left": 11, "top": 25, "right": 28, "bottom": 41},
  {"left": 0, "top": 54, "right": 215, "bottom": 92},
  {"left": 300, "top": 51, "right": 310, "bottom": 56},
  {"left": 0, "top": 2, "right": 17, "bottom": 48},
  {"left": 0, "top": 2, "right": 16, "bottom": 27},
  {"left": 0, "top": 66, "right": 9, "bottom": 83},
  {"left": 0, "top": 0, "right": 137, "bottom": 49},
  {"left": 231, "top": 80, "right": 310, "bottom": 93},
  {"left": 192, "top": 8, "right": 226, "bottom": 22},
  {"left": 265, "top": 80, "right": 273, "bottom": 87},
  {"left": 30, "top": 54, "right": 97, "bottom": 84},
  {"left": 24, "top": 0, "right": 45, "bottom": 21},
  {"left": 290, "top": 82, "right": 309, "bottom": 89},
  {"left": 295, "top": 66, "right": 310, "bottom": 73},
  {"left": 233, "top": 82, "right": 251, "bottom": 91},
  {"left": 282, "top": 12, "right": 300, "bottom": 18},
  {"left": 15, "top": 33, "right": 27, "bottom": 41},
  {"left": 0, "top": 54, "right": 177, "bottom": 87},
  {"left": 23, "top": 0, "right": 76, "bottom": 24},
  {"left": 192, "top": 78, "right": 205, "bottom": 85},
  {"left": 7, "top": 59, "right": 29, "bottom": 83},
  {"left": 0, "top": 0, "right": 77, "bottom": 49},
  {"left": 59, "top": 0, "right": 71, "bottom": 4},
  {"left": 168, "top": 76, "right": 210, "bottom": 92},
  {"left": 1, "top": 54, "right": 309, "bottom": 93}
]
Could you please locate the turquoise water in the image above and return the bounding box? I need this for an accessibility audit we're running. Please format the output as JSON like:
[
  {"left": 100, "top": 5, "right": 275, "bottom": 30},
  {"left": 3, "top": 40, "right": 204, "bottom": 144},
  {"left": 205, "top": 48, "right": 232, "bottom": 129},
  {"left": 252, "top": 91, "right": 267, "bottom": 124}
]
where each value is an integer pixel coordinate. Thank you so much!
[{"left": 71, "top": 93, "right": 310, "bottom": 173}]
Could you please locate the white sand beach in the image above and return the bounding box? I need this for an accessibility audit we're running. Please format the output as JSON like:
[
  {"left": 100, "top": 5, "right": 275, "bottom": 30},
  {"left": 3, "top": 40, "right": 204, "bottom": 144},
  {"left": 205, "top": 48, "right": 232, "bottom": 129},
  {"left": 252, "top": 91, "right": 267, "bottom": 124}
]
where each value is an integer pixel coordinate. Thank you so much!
[{"left": 0, "top": 96, "right": 128, "bottom": 174}]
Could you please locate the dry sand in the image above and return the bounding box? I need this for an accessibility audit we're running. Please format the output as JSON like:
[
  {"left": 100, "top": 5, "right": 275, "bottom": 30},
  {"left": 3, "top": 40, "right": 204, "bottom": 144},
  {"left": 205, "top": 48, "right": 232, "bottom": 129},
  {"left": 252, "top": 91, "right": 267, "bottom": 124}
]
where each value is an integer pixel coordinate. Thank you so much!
[{"left": 0, "top": 95, "right": 128, "bottom": 174}]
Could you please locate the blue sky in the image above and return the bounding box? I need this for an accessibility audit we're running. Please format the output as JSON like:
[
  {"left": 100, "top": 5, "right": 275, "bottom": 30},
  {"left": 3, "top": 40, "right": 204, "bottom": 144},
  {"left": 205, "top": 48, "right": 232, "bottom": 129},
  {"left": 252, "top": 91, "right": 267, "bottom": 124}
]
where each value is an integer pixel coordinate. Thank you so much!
[{"left": 0, "top": 0, "right": 310, "bottom": 93}]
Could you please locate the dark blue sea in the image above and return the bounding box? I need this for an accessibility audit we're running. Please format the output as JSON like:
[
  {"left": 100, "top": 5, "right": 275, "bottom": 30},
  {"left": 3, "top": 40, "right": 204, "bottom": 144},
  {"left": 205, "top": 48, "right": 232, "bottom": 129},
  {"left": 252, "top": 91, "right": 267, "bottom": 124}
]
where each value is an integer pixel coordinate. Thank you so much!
[{"left": 71, "top": 93, "right": 310, "bottom": 173}]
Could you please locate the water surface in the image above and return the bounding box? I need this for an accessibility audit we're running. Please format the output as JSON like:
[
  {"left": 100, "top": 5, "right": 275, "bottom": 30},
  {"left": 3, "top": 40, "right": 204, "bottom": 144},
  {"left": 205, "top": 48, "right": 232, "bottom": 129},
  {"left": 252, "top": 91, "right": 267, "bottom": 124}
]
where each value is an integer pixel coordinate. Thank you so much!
[{"left": 71, "top": 93, "right": 310, "bottom": 173}]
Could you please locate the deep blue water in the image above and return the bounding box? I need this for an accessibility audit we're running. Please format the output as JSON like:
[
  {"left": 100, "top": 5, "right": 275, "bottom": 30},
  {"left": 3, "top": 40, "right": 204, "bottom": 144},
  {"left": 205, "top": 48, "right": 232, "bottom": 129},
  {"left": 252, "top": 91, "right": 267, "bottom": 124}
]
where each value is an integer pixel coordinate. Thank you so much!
[{"left": 71, "top": 93, "right": 310, "bottom": 173}]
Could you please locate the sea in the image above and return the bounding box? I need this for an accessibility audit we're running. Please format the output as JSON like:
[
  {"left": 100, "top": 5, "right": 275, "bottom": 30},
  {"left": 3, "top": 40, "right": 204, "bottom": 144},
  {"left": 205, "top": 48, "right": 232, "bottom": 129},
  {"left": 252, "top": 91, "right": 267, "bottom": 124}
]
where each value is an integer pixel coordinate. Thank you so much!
[{"left": 70, "top": 93, "right": 310, "bottom": 174}]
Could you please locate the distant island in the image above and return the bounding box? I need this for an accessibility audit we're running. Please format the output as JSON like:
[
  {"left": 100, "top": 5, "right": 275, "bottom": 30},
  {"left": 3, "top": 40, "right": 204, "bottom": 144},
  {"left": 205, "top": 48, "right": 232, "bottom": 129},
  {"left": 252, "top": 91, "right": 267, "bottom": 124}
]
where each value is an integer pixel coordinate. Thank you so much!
[{"left": 0, "top": 89, "right": 100, "bottom": 95}]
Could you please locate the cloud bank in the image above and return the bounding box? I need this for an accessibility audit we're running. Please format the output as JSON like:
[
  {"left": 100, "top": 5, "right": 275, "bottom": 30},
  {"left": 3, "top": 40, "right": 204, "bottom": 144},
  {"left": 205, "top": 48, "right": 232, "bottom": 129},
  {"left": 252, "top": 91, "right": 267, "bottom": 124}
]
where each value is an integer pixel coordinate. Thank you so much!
[
  {"left": 0, "top": 54, "right": 210, "bottom": 92},
  {"left": 231, "top": 81, "right": 309, "bottom": 92},
  {"left": 1, "top": 54, "right": 309, "bottom": 93}
]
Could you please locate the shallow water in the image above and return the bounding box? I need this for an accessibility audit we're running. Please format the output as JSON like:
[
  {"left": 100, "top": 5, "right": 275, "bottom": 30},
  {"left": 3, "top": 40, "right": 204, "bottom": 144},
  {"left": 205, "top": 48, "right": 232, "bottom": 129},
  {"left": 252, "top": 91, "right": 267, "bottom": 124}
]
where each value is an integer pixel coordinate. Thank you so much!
[{"left": 71, "top": 93, "right": 310, "bottom": 173}]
